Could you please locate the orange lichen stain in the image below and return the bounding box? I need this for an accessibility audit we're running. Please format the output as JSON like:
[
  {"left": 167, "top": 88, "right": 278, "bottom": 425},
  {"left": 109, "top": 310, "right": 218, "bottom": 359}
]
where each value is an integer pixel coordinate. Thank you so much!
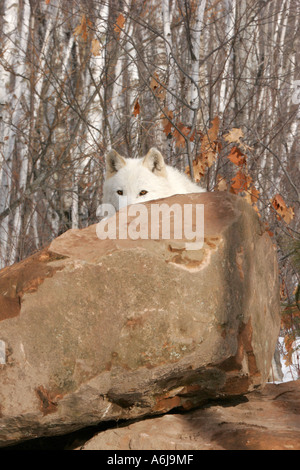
[
  {"left": 154, "top": 383, "right": 203, "bottom": 413},
  {"left": 0, "top": 295, "right": 20, "bottom": 321},
  {"left": 154, "top": 395, "right": 181, "bottom": 412},
  {"left": 181, "top": 384, "right": 201, "bottom": 394},
  {"left": 0, "top": 248, "right": 66, "bottom": 321},
  {"left": 35, "top": 385, "right": 63, "bottom": 416}
]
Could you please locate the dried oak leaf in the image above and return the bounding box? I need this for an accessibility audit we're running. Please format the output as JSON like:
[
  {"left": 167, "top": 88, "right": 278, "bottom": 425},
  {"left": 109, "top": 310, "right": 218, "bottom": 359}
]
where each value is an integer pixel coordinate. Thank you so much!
[
  {"left": 227, "top": 146, "right": 246, "bottom": 166},
  {"left": 224, "top": 127, "right": 252, "bottom": 152},
  {"left": 224, "top": 127, "right": 244, "bottom": 143},
  {"left": 215, "top": 175, "right": 228, "bottom": 191},
  {"left": 230, "top": 169, "right": 252, "bottom": 194},
  {"left": 200, "top": 116, "right": 220, "bottom": 166},
  {"left": 133, "top": 99, "right": 140, "bottom": 117},
  {"left": 173, "top": 122, "right": 194, "bottom": 148},
  {"left": 114, "top": 13, "right": 125, "bottom": 38},
  {"left": 185, "top": 159, "right": 206, "bottom": 183},
  {"left": 202, "top": 116, "right": 219, "bottom": 147},
  {"left": 161, "top": 107, "right": 174, "bottom": 137},
  {"left": 271, "top": 194, "right": 294, "bottom": 224}
]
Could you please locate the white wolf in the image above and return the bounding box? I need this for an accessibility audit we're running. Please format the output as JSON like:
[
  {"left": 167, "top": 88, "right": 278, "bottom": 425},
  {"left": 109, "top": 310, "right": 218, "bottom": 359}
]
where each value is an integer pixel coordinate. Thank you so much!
[{"left": 102, "top": 147, "right": 205, "bottom": 211}]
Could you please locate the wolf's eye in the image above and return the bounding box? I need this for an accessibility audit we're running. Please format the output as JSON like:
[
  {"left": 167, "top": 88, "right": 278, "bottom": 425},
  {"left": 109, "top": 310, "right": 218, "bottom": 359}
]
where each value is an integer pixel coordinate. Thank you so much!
[
  {"left": 139, "top": 190, "right": 148, "bottom": 196},
  {"left": 117, "top": 190, "right": 123, "bottom": 195}
]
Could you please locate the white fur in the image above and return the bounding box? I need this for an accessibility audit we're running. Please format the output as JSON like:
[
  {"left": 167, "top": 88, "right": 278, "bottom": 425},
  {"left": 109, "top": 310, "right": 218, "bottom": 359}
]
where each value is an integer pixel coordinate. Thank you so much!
[{"left": 103, "top": 148, "right": 205, "bottom": 211}]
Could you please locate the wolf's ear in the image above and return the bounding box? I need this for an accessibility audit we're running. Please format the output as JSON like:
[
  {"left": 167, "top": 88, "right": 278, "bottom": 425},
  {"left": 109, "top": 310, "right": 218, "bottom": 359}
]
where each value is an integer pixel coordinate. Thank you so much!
[
  {"left": 106, "top": 150, "right": 126, "bottom": 178},
  {"left": 142, "top": 148, "right": 167, "bottom": 177}
]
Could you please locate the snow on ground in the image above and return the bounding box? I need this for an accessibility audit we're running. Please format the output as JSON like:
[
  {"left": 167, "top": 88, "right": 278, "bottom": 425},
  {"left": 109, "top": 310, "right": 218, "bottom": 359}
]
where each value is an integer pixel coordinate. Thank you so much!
[{"left": 277, "top": 337, "right": 300, "bottom": 383}]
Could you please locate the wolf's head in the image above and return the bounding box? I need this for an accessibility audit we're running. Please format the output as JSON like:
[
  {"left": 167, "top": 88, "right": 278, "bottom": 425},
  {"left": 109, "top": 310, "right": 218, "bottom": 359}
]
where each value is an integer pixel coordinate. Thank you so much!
[{"left": 103, "top": 148, "right": 173, "bottom": 210}]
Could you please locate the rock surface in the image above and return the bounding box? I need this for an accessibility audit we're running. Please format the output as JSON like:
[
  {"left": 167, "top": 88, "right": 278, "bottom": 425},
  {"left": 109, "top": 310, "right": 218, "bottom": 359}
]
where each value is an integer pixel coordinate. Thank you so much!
[
  {"left": 0, "top": 192, "right": 281, "bottom": 447},
  {"left": 80, "top": 380, "right": 300, "bottom": 451}
]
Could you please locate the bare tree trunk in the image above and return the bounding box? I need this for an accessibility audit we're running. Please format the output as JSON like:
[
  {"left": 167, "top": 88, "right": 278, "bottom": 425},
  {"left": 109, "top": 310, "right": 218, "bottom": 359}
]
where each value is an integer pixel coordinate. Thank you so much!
[{"left": 0, "top": 0, "right": 31, "bottom": 267}]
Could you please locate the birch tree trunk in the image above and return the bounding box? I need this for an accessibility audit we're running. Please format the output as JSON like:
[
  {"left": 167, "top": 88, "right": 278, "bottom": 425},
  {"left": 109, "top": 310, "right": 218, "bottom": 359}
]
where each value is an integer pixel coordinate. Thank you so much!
[
  {"left": 219, "top": 0, "right": 236, "bottom": 116},
  {"left": 189, "top": 0, "right": 206, "bottom": 122},
  {"left": 0, "top": 0, "right": 31, "bottom": 267}
]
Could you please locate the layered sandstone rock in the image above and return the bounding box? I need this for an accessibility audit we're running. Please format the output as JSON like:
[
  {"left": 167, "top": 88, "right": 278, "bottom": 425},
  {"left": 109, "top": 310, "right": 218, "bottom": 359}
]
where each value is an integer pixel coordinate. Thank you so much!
[
  {"left": 80, "top": 380, "right": 300, "bottom": 451},
  {"left": 0, "top": 192, "right": 281, "bottom": 447}
]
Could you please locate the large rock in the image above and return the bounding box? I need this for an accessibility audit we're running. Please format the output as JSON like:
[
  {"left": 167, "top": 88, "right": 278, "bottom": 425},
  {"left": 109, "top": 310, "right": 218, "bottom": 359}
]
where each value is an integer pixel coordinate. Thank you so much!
[
  {"left": 0, "top": 192, "right": 280, "bottom": 447},
  {"left": 80, "top": 380, "right": 300, "bottom": 451}
]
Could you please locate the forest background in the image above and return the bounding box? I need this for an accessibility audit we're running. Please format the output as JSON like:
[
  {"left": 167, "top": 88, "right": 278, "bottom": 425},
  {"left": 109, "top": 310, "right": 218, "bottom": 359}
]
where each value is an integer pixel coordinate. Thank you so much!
[{"left": 0, "top": 0, "right": 299, "bottom": 377}]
